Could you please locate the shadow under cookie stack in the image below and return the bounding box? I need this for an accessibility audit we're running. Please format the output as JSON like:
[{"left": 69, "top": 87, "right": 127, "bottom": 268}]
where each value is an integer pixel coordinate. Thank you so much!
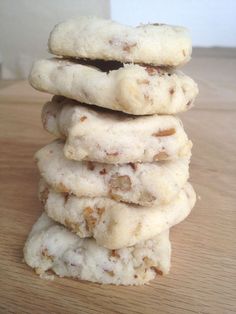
[{"left": 24, "top": 16, "right": 198, "bottom": 285}]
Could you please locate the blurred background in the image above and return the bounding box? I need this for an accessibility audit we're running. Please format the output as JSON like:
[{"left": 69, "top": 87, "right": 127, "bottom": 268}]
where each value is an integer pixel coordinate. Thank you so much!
[{"left": 0, "top": 0, "right": 235, "bottom": 79}]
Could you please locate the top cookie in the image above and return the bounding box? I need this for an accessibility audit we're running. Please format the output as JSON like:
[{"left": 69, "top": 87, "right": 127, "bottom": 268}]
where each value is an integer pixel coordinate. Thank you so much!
[{"left": 49, "top": 16, "right": 192, "bottom": 67}]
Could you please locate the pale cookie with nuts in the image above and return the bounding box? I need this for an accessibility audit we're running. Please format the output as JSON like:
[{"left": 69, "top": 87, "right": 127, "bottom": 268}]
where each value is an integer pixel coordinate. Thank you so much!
[
  {"left": 23, "top": 213, "right": 171, "bottom": 285},
  {"left": 35, "top": 140, "right": 190, "bottom": 206},
  {"left": 29, "top": 58, "right": 198, "bottom": 115},
  {"left": 42, "top": 96, "right": 192, "bottom": 164},
  {"left": 48, "top": 16, "right": 191, "bottom": 67},
  {"left": 39, "top": 179, "right": 196, "bottom": 249}
]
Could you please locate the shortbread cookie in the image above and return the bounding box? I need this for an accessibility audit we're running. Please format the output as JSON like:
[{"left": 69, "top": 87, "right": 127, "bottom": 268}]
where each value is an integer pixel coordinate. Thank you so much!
[
  {"left": 39, "top": 180, "right": 196, "bottom": 249},
  {"left": 42, "top": 96, "right": 192, "bottom": 164},
  {"left": 35, "top": 140, "right": 190, "bottom": 206},
  {"left": 29, "top": 58, "right": 198, "bottom": 115},
  {"left": 48, "top": 16, "right": 191, "bottom": 67},
  {"left": 24, "top": 213, "right": 171, "bottom": 285}
]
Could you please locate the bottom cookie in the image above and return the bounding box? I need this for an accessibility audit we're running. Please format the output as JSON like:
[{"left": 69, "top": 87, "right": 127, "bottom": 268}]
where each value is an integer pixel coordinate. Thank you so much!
[{"left": 23, "top": 213, "right": 171, "bottom": 285}]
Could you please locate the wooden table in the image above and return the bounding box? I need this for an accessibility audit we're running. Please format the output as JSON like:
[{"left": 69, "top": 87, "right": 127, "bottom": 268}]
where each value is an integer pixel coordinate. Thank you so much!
[{"left": 0, "top": 49, "right": 235, "bottom": 313}]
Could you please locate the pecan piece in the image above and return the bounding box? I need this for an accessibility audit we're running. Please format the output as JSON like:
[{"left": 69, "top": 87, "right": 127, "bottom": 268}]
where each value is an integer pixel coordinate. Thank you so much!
[
  {"left": 99, "top": 168, "right": 107, "bottom": 175},
  {"left": 64, "top": 219, "right": 80, "bottom": 233},
  {"left": 145, "top": 67, "right": 158, "bottom": 76},
  {"left": 83, "top": 207, "right": 97, "bottom": 232},
  {"left": 123, "top": 42, "right": 137, "bottom": 52},
  {"left": 57, "top": 182, "right": 69, "bottom": 193},
  {"left": 143, "top": 256, "right": 154, "bottom": 266},
  {"left": 110, "top": 193, "right": 122, "bottom": 202},
  {"left": 139, "top": 190, "right": 155, "bottom": 203},
  {"left": 129, "top": 162, "right": 138, "bottom": 171},
  {"left": 87, "top": 161, "right": 95, "bottom": 171},
  {"left": 35, "top": 267, "right": 44, "bottom": 275},
  {"left": 152, "top": 128, "right": 176, "bottom": 137},
  {"left": 80, "top": 115, "right": 87, "bottom": 122},
  {"left": 169, "top": 88, "right": 175, "bottom": 95},
  {"left": 104, "top": 270, "right": 115, "bottom": 277},
  {"left": 64, "top": 192, "right": 70, "bottom": 203},
  {"left": 110, "top": 249, "right": 120, "bottom": 258},
  {"left": 41, "top": 248, "right": 54, "bottom": 262},
  {"left": 106, "top": 151, "right": 119, "bottom": 157},
  {"left": 109, "top": 175, "right": 131, "bottom": 192},
  {"left": 151, "top": 266, "right": 163, "bottom": 276},
  {"left": 153, "top": 152, "right": 169, "bottom": 161}
]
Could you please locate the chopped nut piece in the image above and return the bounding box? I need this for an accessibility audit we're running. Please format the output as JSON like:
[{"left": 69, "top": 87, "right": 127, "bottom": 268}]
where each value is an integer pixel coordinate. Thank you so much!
[
  {"left": 145, "top": 67, "right": 158, "bottom": 76},
  {"left": 64, "top": 192, "right": 70, "bottom": 203},
  {"left": 106, "top": 151, "right": 119, "bottom": 157},
  {"left": 139, "top": 190, "right": 155, "bottom": 203},
  {"left": 41, "top": 248, "right": 54, "bottom": 262},
  {"left": 153, "top": 152, "right": 169, "bottom": 161},
  {"left": 182, "top": 49, "right": 186, "bottom": 56},
  {"left": 83, "top": 207, "right": 97, "bottom": 231},
  {"left": 87, "top": 161, "right": 95, "bottom": 171},
  {"left": 64, "top": 219, "right": 81, "bottom": 233},
  {"left": 80, "top": 115, "right": 87, "bottom": 122},
  {"left": 152, "top": 128, "right": 176, "bottom": 137},
  {"left": 35, "top": 267, "right": 44, "bottom": 275},
  {"left": 129, "top": 162, "right": 138, "bottom": 171},
  {"left": 99, "top": 168, "right": 107, "bottom": 175},
  {"left": 123, "top": 42, "right": 137, "bottom": 52},
  {"left": 143, "top": 256, "right": 154, "bottom": 267},
  {"left": 110, "top": 249, "right": 120, "bottom": 258},
  {"left": 110, "top": 193, "right": 122, "bottom": 202},
  {"left": 169, "top": 88, "right": 175, "bottom": 95},
  {"left": 57, "top": 182, "right": 69, "bottom": 193},
  {"left": 109, "top": 175, "right": 131, "bottom": 192},
  {"left": 104, "top": 270, "right": 115, "bottom": 277},
  {"left": 151, "top": 266, "right": 163, "bottom": 275}
]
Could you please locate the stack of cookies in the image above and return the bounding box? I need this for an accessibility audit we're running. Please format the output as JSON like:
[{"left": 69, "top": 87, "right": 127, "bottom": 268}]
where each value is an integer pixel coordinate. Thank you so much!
[{"left": 24, "top": 16, "right": 198, "bottom": 285}]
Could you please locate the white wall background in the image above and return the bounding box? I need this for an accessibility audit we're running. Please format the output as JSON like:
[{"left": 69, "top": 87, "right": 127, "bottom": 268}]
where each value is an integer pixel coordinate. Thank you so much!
[
  {"left": 111, "top": 0, "right": 236, "bottom": 47},
  {"left": 0, "top": 0, "right": 110, "bottom": 79}
]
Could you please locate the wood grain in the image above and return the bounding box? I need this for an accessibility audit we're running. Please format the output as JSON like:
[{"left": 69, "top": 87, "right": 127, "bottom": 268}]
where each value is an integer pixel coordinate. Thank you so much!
[{"left": 0, "top": 51, "right": 236, "bottom": 314}]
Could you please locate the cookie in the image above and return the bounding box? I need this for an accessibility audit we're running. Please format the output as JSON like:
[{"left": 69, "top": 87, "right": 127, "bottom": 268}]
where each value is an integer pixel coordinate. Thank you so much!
[
  {"left": 35, "top": 140, "right": 190, "bottom": 206},
  {"left": 48, "top": 16, "right": 191, "bottom": 67},
  {"left": 23, "top": 213, "right": 171, "bottom": 285},
  {"left": 42, "top": 96, "right": 192, "bottom": 164},
  {"left": 29, "top": 58, "right": 198, "bottom": 115},
  {"left": 39, "top": 180, "right": 196, "bottom": 249}
]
